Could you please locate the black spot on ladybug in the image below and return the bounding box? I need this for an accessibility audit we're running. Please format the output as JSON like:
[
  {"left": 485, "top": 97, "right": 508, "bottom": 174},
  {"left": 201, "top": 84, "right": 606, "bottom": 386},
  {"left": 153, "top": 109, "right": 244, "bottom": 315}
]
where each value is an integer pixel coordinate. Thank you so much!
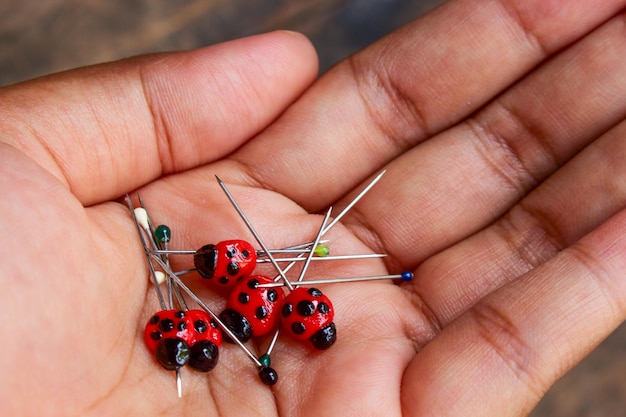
[
  {"left": 247, "top": 279, "right": 259, "bottom": 289},
  {"left": 258, "top": 366, "right": 278, "bottom": 386},
  {"left": 267, "top": 289, "right": 278, "bottom": 302},
  {"left": 255, "top": 306, "right": 268, "bottom": 319},
  {"left": 210, "top": 320, "right": 218, "bottom": 328},
  {"left": 226, "top": 247, "right": 237, "bottom": 258},
  {"left": 175, "top": 310, "right": 186, "bottom": 318},
  {"left": 309, "top": 322, "right": 336, "bottom": 350},
  {"left": 296, "top": 300, "right": 315, "bottom": 317},
  {"left": 149, "top": 315, "right": 160, "bottom": 325},
  {"left": 158, "top": 318, "right": 175, "bottom": 333},
  {"left": 291, "top": 322, "right": 305, "bottom": 335},
  {"left": 194, "top": 320, "right": 207, "bottom": 333},
  {"left": 227, "top": 262, "right": 239, "bottom": 276},
  {"left": 218, "top": 276, "right": 229, "bottom": 285},
  {"left": 241, "top": 249, "right": 250, "bottom": 258},
  {"left": 177, "top": 321, "right": 186, "bottom": 331},
  {"left": 150, "top": 331, "right": 163, "bottom": 341},
  {"left": 194, "top": 244, "right": 217, "bottom": 279},
  {"left": 155, "top": 338, "right": 189, "bottom": 370},
  {"left": 317, "top": 302, "right": 329, "bottom": 315},
  {"left": 238, "top": 292, "right": 250, "bottom": 304},
  {"left": 282, "top": 303, "right": 293, "bottom": 318},
  {"left": 308, "top": 288, "right": 322, "bottom": 297},
  {"left": 188, "top": 340, "right": 219, "bottom": 372},
  {"left": 219, "top": 308, "right": 253, "bottom": 342}
]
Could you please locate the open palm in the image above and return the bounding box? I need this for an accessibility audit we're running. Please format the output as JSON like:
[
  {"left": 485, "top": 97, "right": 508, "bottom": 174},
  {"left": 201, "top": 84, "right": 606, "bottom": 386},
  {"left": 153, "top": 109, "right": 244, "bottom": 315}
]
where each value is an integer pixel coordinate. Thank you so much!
[{"left": 2, "top": 1, "right": 626, "bottom": 416}]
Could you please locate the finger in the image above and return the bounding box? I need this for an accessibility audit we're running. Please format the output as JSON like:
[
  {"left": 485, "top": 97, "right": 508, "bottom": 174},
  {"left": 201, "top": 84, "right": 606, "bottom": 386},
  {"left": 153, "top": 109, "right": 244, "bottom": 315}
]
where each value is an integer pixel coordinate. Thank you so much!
[
  {"left": 401, "top": 208, "right": 626, "bottom": 416},
  {"left": 221, "top": 0, "right": 625, "bottom": 209},
  {"left": 412, "top": 120, "right": 626, "bottom": 327},
  {"left": 0, "top": 31, "right": 318, "bottom": 205},
  {"left": 347, "top": 10, "right": 626, "bottom": 271},
  {"left": 0, "top": 141, "right": 145, "bottom": 414}
]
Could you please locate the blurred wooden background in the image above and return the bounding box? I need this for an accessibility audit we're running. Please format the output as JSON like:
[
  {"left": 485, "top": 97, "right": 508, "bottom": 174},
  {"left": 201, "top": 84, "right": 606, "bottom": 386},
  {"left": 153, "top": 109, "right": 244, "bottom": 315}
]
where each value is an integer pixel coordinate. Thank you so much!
[
  {"left": 0, "top": 0, "right": 441, "bottom": 85},
  {"left": 1, "top": 1, "right": 625, "bottom": 415}
]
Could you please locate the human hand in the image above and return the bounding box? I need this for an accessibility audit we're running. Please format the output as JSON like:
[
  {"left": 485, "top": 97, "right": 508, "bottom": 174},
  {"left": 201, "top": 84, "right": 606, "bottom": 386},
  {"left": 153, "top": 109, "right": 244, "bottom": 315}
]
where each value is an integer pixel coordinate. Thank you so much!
[{"left": 2, "top": 0, "right": 626, "bottom": 416}]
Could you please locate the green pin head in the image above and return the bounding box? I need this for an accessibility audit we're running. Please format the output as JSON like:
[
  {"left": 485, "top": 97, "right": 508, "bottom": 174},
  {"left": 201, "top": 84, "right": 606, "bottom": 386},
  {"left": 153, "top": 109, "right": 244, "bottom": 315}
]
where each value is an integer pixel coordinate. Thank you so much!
[
  {"left": 154, "top": 224, "right": 171, "bottom": 244},
  {"left": 314, "top": 245, "right": 330, "bottom": 257},
  {"left": 259, "top": 353, "right": 271, "bottom": 367}
]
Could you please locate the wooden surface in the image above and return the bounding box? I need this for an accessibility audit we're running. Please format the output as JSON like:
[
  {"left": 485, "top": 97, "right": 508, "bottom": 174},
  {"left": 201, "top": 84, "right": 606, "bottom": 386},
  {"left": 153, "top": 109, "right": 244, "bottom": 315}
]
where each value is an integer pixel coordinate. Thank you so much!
[
  {"left": 1, "top": 1, "right": 625, "bottom": 415},
  {"left": 0, "top": 0, "right": 440, "bottom": 85}
]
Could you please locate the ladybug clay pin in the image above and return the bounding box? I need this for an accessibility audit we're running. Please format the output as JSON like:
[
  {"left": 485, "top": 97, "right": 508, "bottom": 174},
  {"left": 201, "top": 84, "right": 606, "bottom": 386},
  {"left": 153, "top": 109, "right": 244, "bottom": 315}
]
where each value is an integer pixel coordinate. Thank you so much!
[
  {"left": 144, "top": 309, "right": 222, "bottom": 372},
  {"left": 193, "top": 240, "right": 257, "bottom": 288},
  {"left": 281, "top": 287, "right": 336, "bottom": 350},
  {"left": 220, "top": 275, "right": 285, "bottom": 342}
]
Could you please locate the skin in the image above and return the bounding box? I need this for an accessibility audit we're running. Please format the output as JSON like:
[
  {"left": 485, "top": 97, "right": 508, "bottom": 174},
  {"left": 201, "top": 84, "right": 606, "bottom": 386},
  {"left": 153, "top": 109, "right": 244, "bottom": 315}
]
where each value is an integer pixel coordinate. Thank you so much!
[{"left": 2, "top": 0, "right": 626, "bottom": 415}]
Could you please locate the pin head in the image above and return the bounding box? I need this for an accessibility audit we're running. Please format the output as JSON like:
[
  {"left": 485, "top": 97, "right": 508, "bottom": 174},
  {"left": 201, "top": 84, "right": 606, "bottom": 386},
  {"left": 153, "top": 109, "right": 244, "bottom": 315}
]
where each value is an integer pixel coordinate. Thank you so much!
[
  {"left": 259, "top": 353, "right": 271, "bottom": 367},
  {"left": 145, "top": 309, "right": 222, "bottom": 371},
  {"left": 401, "top": 271, "right": 413, "bottom": 282},
  {"left": 258, "top": 366, "right": 278, "bottom": 386},
  {"left": 281, "top": 287, "right": 336, "bottom": 350},
  {"left": 153, "top": 271, "right": 167, "bottom": 286},
  {"left": 154, "top": 225, "right": 171, "bottom": 244},
  {"left": 193, "top": 240, "right": 257, "bottom": 287},
  {"left": 144, "top": 310, "right": 188, "bottom": 353},
  {"left": 133, "top": 207, "right": 150, "bottom": 231},
  {"left": 314, "top": 245, "right": 330, "bottom": 257},
  {"left": 221, "top": 275, "right": 285, "bottom": 340}
]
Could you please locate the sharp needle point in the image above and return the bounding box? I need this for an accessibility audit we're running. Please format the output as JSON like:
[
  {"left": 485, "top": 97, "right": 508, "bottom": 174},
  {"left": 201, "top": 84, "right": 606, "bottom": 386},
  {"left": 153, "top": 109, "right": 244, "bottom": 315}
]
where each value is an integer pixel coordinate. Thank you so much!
[
  {"left": 296, "top": 207, "right": 333, "bottom": 284},
  {"left": 321, "top": 170, "right": 385, "bottom": 235},
  {"left": 215, "top": 176, "right": 294, "bottom": 290}
]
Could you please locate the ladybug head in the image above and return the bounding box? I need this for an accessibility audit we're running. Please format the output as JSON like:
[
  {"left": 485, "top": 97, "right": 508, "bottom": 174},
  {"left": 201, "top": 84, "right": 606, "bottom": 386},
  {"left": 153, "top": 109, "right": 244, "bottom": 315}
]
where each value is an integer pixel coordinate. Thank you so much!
[
  {"left": 188, "top": 340, "right": 219, "bottom": 372},
  {"left": 219, "top": 308, "right": 253, "bottom": 343},
  {"left": 310, "top": 322, "right": 337, "bottom": 350},
  {"left": 194, "top": 244, "right": 218, "bottom": 279},
  {"left": 155, "top": 337, "right": 190, "bottom": 370}
]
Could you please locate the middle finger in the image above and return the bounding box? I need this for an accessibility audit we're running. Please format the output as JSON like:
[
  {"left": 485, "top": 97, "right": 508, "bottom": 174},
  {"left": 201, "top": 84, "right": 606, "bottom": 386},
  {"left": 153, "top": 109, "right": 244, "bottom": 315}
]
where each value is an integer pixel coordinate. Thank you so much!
[{"left": 349, "top": 11, "right": 626, "bottom": 272}]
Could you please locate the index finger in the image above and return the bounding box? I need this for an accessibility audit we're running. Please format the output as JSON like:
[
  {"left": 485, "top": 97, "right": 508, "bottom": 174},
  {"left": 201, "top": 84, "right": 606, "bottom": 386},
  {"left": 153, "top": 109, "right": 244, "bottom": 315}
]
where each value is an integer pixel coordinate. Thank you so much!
[{"left": 0, "top": 31, "right": 318, "bottom": 205}]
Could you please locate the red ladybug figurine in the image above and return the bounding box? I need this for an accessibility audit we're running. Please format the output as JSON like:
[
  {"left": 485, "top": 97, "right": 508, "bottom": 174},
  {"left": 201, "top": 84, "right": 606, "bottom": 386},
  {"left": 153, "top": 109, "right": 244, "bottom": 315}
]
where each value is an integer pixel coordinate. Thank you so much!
[
  {"left": 281, "top": 287, "right": 336, "bottom": 350},
  {"left": 219, "top": 275, "right": 285, "bottom": 342},
  {"left": 193, "top": 240, "right": 257, "bottom": 288},
  {"left": 144, "top": 309, "right": 222, "bottom": 372},
  {"left": 185, "top": 309, "right": 222, "bottom": 372}
]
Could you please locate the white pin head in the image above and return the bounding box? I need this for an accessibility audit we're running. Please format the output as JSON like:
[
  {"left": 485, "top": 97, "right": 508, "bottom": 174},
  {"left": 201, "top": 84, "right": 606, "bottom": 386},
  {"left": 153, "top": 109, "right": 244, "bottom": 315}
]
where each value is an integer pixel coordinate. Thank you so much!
[
  {"left": 134, "top": 207, "right": 150, "bottom": 231},
  {"left": 154, "top": 270, "right": 166, "bottom": 286}
]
